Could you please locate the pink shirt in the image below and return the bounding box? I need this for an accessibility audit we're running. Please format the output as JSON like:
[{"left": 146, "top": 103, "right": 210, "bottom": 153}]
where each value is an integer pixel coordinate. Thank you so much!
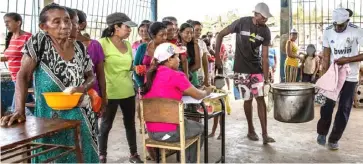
[{"left": 143, "top": 66, "right": 192, "bottom": 132}]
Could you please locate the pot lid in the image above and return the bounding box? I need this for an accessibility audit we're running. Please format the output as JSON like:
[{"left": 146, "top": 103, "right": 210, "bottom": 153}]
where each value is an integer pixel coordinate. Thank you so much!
[{"left": 271, "top": 82, "right": 315, "bottom": 90}]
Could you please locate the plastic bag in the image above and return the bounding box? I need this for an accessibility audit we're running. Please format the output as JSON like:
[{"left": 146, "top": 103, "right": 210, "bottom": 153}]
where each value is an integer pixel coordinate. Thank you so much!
[
  {"left": 264, "top": 84, "right": 274, "bottom": 113},
  {"left": 88, "top": 89, "right": 102, "bottom": 113}
]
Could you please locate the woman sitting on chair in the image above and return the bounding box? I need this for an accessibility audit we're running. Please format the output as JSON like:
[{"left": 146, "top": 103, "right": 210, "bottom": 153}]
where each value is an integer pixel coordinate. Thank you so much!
[{"left": 142, "top": 43, "right": 213, "bottom": 163}]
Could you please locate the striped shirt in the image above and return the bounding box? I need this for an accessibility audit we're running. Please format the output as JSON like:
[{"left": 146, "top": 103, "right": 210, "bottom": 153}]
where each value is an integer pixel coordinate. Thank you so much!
[{"left": 3, "top": 32, "right": 32, "bottom": 81}]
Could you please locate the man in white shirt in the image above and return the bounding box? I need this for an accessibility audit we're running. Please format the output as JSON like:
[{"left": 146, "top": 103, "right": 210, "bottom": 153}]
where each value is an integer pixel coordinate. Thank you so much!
[{"left": 317, "top": 8, "right": 363, "bottom": 150}]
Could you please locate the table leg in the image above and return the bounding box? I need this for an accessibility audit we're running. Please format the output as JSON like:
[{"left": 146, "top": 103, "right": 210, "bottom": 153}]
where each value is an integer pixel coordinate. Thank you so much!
[
  {"left": 26, "top": 144, "right": 31, "bottom": 163},
  {"left": 156, "top": 148, "right": 160, "bottom": 163},
  {"left": 200, "top": 102, "right": 208, "bottom": 163},
  {"left": 219, "top": 98, "right": 226, "bottom": 163},
  {"left": 74, "top": 126, "right": 83, "bottom": 163}
]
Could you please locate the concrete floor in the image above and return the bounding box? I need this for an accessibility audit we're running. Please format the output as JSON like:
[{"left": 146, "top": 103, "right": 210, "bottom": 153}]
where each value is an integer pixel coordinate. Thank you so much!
[{"left": 106, "top": 99, "right": 363, "bottom": 163}]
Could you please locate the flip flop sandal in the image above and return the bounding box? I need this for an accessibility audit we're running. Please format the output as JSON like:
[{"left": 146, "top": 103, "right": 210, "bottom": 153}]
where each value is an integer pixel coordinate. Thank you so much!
[
  {"left": 217, "top": 135, "right": 222, "bottom": 140},
  {"left": 247, "top": 133, "right": 259, "bottom": 141},
  {"left": 263, "top": 136, "right": 276, "bottom": 144},
  {"left": 146, "top": 156, "right": 155, "bottom": 161}
]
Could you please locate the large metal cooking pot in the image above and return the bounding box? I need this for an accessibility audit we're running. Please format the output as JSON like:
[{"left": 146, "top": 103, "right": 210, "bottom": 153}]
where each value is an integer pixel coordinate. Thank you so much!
[{"left": 271, "top": 83, "right": 315, "bottom": 123}]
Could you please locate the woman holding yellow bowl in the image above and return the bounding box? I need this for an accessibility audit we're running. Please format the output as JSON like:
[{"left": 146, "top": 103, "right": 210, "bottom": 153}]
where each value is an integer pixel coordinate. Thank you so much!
[{"left": 0, "top": 4, "right": 98, "bottom": 163}]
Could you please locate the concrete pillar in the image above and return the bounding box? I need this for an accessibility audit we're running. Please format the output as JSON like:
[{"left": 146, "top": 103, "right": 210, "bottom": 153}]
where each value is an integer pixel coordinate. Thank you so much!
[
  {"left": 151, "top": 0, "right": 157, "bottom": 21},
  {"left": 279, "top": 0, "right": 291, "bottom": 82}
]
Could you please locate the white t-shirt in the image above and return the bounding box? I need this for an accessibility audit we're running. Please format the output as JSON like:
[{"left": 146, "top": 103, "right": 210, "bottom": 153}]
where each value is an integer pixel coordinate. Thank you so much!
[
  {"left": 197, "top": 39, "right": 209, "bottom": 78},
  {"left": 323, "top": 23, "right": 363, "bottom": 82}
]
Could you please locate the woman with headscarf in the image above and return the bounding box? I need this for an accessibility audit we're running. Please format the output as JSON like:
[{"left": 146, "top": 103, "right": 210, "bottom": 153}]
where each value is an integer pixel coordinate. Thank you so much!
[{"left": 1, "top": 4, "right": 98, "bottom": 163}]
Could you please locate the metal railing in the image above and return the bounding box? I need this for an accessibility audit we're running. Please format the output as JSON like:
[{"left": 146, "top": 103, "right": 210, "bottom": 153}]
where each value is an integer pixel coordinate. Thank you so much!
[
  {"left": 1, "top": 0, "right": 156, "bottom": 69},
  {"left": 291, "top": 0, "right": 363, "bottom": 51},
  {"left": 1, "top": 0, "right": 156, "bottom": 47},
  {"left": 54, "top": 0, "right": 156, "bottom": 41}
]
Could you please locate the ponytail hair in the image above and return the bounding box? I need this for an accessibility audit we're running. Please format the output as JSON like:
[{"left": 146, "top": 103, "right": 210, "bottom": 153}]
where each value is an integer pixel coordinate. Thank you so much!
[
  {"left": 178, "top": 23, "right": 196, "bottom": 67},
  {"left": 101, "top": 23, "right": 122, "bottom": 38},
  {"left": 142, "top": 55, "right": 175, "bottom": 94},
  {"left": 5, "top": 32, "right": 13, "bottom": 50}
]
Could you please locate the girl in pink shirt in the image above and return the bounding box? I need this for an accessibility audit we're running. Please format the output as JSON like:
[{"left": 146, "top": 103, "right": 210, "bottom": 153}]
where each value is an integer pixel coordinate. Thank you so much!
[{"left": 142, "top": 43, "right": 213, "bottom": 162}]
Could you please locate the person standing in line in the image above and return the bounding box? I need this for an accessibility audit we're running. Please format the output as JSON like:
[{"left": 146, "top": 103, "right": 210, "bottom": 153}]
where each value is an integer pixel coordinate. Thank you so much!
[
  {"left": 75, "top": 9, "right": 107, "bottom": 116},
  {"left": 132, "top": 20, "right": 151, "bottom": 58},
  {"left": 163, "top": 20, "right": 175, "bottom": 43},
  {"left": 214, "top": 2, "right": 275, "bottom": 144},
  {"left": 131, "top": 19, "right": 151, "bottom": 134},
  {"left": 317, "top": 8, "right": 363, "bottom": 150},
  {"left": 268, "top": 43, "right": 277, "bottom": 83},
  {"left": 1, "top": 4, "right": 99, "bottom": 162},
  {"left": 285, "top": 28, "right": 304, "bottom": 82},
  {"left": 3, "top": 12, "right": 33, "bottom": 115},
  {"left": 98, "top": 12, "right": 143, "bottom": 163},
  {"left": 162, "top": 16, "right": 178, "bottom": 44},
  {"left": 189, "top": 20, "right": 210, "bottom": 86}
]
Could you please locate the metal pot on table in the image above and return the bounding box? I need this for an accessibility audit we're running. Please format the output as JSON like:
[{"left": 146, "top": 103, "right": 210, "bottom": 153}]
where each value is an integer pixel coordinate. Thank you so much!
[{"left": 270, "top": 82, "right": 315, "bottom": 123}]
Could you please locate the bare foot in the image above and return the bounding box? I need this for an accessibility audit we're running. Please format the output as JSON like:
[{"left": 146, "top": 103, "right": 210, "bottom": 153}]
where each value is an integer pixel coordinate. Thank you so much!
[
  {"left": 208, "top": 133, "right": 215, "bottom": 138},
  {"left": 247, "top": 132, "right": 259, "bottom": 141},
  {"left": 263, "top": 136, "right": 276, "bottom": 144}
]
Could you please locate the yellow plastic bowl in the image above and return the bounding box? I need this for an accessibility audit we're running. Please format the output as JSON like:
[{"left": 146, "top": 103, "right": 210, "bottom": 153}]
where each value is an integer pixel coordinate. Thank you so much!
[{"left": 42, "top": 92, "right": 82, "bottom": 110}]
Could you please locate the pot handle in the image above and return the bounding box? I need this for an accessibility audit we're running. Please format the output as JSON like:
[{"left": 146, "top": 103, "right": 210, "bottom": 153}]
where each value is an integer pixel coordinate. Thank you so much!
[
  {"left": 269, "top": 83, "right": 273, "bottom": 93},
  {"left": 315, "top": 88, "right": 319, "bottom": 95}
]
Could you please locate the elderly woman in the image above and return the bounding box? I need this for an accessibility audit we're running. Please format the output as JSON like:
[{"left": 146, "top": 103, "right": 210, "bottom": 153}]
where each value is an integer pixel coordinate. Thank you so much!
[{"left": 0, "top": 4, "right": 98, "bottom": 163}]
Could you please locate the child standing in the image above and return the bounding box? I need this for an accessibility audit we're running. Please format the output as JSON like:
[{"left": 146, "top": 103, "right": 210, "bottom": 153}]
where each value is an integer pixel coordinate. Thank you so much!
[{"left": 301, "top": 44, "right": 320, "bottom": 83}]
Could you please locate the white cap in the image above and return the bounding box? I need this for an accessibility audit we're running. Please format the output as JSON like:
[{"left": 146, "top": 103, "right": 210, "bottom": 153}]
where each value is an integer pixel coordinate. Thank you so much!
[
  {"left": 154, "top": 43, "right": 186, "bottom": 63},
  {"left": 254, "top": 2, "right": 273, "bottom": 18},
  {"left": 290, "top": 28, "right": 298, "bottom": 34},
  {"left": 332, "top": 8, "right": 349, "bottom": 24}
]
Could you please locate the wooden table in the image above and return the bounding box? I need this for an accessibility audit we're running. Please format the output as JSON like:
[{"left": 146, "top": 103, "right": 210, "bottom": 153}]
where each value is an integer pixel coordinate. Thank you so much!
[
  {"left": 182, "top": 93, "right": 227, "bottom": 163},
  {"left": 0, "top": 116, "right": 83, "bottom": 163},
  {"left": 0, "top": 55, "right": 7, "bottom": 62}
]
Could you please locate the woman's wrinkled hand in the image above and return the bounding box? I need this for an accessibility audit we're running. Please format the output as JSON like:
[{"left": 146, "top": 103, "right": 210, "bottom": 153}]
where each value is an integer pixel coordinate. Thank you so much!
[
  {"left": 0, "top": 112, "right": 26, "bottom": 126},
  {"left": 69, "top": 86, "right": 85, "bottom": 94}
]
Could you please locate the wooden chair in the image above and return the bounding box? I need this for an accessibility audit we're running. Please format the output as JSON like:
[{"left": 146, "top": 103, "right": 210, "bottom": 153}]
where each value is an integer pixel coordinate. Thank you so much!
[{"left": 140, "top": 98, "right": 201, "bottom": 164}]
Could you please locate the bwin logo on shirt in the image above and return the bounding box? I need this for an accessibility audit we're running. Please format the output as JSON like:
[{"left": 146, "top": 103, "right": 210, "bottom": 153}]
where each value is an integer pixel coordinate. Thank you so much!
[{"left": 334, "top": 47, "right": 352, "bottom": 55}]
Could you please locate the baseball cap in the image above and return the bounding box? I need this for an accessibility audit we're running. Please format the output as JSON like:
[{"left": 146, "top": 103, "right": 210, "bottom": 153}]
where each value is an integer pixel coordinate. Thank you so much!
[
  {"left": 106, "top": 12, "right": 137, "bottom": 27},
  {"left": 332, "top": 8, "right": 349, "bottom": 24},
  {"left": 254, "top": 2, "right": 273, "bottom": 18},
  {"left": 154, "top": 43, "right": 186, "bottom": 63},
  {"left": 290, "top": 28, "right": 298, "bottom": 34}
]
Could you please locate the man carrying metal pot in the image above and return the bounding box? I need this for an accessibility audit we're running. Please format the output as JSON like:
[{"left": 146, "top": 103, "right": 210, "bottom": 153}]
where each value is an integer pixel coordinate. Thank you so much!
[
  {"left": 317, "top": 8, "right": 363, "bottom": 150},
  {"left": 214, "top": 2, "right": 275, "bottom": 144}
]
